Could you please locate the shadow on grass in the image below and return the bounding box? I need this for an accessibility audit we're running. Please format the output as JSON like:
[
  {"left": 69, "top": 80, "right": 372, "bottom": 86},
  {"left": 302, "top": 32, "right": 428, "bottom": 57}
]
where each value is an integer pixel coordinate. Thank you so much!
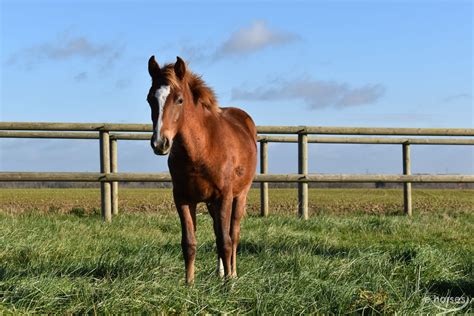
[
  {"left": 176, "top": 238, "right": 353, "bottom": 260},
  {"left": 238, "top": 239, "right": 353, "bottom": 258},
  {"left": 427, "top": 279, "right": 474, "bottom": 297}
]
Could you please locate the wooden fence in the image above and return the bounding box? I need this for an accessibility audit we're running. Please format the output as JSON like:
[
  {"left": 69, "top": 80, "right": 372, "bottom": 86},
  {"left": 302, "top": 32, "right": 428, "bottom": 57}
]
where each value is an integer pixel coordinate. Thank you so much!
[{"left": 1, "top": 122, "right": 473, "bottom": 222}]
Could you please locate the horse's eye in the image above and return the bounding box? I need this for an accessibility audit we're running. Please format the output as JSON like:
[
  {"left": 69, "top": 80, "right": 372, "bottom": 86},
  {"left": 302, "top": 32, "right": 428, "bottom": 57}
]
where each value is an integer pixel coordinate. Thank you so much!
[{"left": 177, "top": 98, "right": 184, "bottom": 105}]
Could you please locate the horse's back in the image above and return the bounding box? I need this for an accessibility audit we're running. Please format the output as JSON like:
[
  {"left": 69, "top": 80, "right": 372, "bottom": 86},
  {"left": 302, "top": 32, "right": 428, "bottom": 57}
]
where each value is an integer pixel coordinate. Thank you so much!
[{"left": 220, "top": 107, "right": 257, "bottom": 143}]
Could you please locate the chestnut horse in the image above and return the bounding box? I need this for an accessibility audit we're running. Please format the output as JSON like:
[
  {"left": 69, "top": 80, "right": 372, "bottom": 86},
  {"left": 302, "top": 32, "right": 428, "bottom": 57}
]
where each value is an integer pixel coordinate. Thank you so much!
[{"left": 147, "top": 55, "right": 257, "bottom": 283}]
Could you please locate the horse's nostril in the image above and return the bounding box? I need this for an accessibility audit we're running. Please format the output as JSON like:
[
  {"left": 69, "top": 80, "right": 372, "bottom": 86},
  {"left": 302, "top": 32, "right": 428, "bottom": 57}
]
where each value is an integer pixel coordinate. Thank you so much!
[{"left": 163, "top": 137, "right": 169, "bottom": 148}]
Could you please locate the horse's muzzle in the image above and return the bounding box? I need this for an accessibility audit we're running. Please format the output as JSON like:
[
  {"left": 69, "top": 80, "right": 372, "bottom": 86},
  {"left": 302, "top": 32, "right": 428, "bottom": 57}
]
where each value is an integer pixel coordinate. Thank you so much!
[{"left": 151, "top": 136, "right": 172, "bottom": 155}]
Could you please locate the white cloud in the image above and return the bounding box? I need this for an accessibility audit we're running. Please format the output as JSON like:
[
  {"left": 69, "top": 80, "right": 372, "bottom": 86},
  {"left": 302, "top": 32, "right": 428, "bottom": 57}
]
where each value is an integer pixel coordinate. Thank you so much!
[
  {"left": 214, "top": 20, "right": 299, "bottom": 58},
  {"left": 74, "top": 72, "right": 88, "bottom": 82},
  {"left": 176, "top": 20, "right": 299, "bottom": 63},
  {"left": 232, "top": 77, "right": 385, "bottom": 109},
  {"left": 442, "top": 93, "right": 471, "bottom": 103},
  {"left": 7, "top": 31, "right": 124, "bottom": 71}
]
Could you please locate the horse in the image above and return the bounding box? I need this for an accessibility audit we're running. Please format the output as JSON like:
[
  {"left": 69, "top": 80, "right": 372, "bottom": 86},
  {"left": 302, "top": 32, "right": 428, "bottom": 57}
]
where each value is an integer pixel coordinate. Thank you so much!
[{"left": 146, "top": 55, "right": 257, "bottom": 284}]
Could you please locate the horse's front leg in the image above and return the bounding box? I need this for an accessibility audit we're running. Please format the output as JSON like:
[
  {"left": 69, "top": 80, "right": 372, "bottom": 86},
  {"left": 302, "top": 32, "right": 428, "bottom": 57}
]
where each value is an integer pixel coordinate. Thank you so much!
[{"left": 175, "top": 199, "right": 197, "bottom": 284}]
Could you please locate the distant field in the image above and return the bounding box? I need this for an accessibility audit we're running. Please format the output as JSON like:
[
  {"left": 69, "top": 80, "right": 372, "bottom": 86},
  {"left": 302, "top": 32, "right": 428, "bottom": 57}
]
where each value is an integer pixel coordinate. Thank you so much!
[
  {"left": 1, "top": 188, "right": 473, "bottom": 216},
  {"left": 1, "top": 188, "right": 473, "bottom": 313}
]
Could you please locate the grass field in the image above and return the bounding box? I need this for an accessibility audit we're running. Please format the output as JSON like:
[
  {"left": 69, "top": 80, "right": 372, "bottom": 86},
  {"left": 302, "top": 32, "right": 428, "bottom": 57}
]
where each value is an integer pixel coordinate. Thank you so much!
[
  {"left": 1, "top": 187, "right": 473, "bottom": 216},
  {"left": 1, "top": 188, "right": 473, "bottom": 313}
]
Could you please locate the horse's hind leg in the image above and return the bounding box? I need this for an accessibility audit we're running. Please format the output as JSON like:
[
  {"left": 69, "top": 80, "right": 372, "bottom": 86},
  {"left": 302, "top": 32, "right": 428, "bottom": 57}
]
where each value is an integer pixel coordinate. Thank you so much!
[{"left": 230, "top": 190, "right": 248, "bottom": 278}]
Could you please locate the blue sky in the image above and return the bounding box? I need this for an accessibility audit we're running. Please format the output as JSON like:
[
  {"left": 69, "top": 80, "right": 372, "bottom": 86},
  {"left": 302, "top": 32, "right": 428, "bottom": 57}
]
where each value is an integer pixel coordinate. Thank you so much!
[{"left": 1, "top": 0, "right": 472, "bottom": 174}]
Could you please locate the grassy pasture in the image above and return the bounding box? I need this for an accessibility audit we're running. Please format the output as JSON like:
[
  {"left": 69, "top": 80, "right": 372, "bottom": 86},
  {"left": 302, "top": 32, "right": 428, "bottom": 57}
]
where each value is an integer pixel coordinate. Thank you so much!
[
  {"left": 0, "top": 188, "right": 473, "bottom": 313},
  {"left": 1, "top": 187, "right": 473, "bottom": 216}
]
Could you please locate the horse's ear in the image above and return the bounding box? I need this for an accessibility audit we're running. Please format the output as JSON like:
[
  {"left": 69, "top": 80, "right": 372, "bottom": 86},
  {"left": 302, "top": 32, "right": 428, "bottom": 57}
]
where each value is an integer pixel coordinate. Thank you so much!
[
  {"left": 174, "top": 56, "right": 187, "bottom": 80},
  {"left": 148, "top": 55, "right": 160, "bottom": 78}
]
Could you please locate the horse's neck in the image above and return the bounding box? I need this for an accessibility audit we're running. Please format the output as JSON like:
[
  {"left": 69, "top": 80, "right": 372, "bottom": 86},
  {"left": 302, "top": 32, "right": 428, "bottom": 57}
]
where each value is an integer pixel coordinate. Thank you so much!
[{"left": 175, "top": 104, "right": 214, "bottom": 163}]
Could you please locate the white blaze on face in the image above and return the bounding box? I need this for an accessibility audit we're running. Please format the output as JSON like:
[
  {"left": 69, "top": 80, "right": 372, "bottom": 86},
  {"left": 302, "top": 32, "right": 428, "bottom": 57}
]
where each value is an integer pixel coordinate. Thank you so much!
[{"left": 154, "top": 85, "right": 171, "bottom": 140}]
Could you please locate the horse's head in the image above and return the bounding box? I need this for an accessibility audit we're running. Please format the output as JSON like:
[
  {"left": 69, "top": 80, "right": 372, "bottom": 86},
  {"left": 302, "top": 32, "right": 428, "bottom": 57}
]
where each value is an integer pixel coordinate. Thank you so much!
[{"left": 147, "top": 55, "right": 189, "bottom": 155}]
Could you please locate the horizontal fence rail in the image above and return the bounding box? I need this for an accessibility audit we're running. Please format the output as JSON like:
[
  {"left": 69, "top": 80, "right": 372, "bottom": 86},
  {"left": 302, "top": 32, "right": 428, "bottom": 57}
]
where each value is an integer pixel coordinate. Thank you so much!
[
  {"left": 257, "top": 126, "right": 474, "bottom": 136},
  {"left": 1, "top": 172, "right": 473, "bottom": 183},
  {"left": 1, "top": 121, "right": 473, "bottom": 222},
  {"left": 2, "top": 131, "right": 474, "bottom": 145},
  {"left": 0, "top": 122, "right": 152, "bottom": 132},
  {"left": 1, "top": 122, "right": 474, "bottom": 136}
]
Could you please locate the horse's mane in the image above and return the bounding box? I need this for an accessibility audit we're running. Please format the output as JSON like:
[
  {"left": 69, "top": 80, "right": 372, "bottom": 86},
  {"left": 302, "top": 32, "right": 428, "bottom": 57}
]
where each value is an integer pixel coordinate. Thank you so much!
[{"left": 160, "top": 64, "right": 220, "bottom": 113}]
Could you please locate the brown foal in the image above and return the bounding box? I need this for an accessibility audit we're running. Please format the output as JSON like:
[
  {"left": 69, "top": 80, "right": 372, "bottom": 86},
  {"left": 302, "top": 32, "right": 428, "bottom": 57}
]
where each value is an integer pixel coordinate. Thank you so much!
[{"left": 147, "top": 55, "right": 257, "bottom": 284}]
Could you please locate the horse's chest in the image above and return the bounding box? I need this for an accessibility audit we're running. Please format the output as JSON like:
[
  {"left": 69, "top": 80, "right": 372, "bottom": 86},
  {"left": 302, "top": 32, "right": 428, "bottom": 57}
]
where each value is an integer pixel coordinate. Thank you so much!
[{"left": 169, "top": 163, "right": 216, "bottom": 201}]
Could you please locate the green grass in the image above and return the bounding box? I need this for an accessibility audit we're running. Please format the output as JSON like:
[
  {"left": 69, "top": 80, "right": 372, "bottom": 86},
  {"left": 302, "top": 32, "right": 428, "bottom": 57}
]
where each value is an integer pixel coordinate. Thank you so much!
[
  {"left": 2, "top": 188, "right": 473, "bottom": 216},
  {"left": 1, "top": 189, "right": 473, "bottom": 313}
]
